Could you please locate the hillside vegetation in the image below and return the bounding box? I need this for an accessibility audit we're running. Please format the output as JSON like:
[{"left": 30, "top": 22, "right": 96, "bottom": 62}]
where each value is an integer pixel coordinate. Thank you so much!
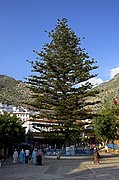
[
  {"left": 96, "top": 73, "right": 119, "bottom": 108},
  {"left": 0, "top": 74, "right": 30, "bottom": 106}
]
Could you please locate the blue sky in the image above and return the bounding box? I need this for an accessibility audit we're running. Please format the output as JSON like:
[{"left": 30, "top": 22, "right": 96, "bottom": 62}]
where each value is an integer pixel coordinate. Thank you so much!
[{"left": 0, "top": 0, "right": 119, "bottom": 84}]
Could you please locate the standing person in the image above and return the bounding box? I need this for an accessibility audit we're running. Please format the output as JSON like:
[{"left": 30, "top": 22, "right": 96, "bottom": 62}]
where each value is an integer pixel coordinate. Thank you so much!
[
  {"left": 12, "top": 149, "right": 18, "bottom": 164},
  {"left": 37, "top": 149, "right": 43, "bottom": 165},
  {"left": 57, "top": 149, "right": 61, "bottom": 160},
  {"left": 92, "top": 147, "right": 100, "bottom": 164},
  {"left": 32, "top": 148, "right": 37, "bottom": 165},
  {"left": 19, "top": 149, "right": 25, "bottom": 164},
  {"left": 25, "top": 149, "right": 30, "bottom": 163}
]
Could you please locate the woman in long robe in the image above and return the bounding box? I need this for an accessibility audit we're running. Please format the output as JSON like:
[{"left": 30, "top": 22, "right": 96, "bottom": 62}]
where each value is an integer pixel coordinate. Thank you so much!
[
  {"left": 37, "top": 149, "right": 43, "bottom": 165},
  {"left": 19, "top": 149, "right": 25, "bottom": 163},
  {"left": 93, "top": 147, "right": 99, "bottom": 164},
  {"left": 13, "top": 149, "right": 18, "bottom": 164},
  {"left": 32, "top": 148, "right": 37, "bottom": 165}
]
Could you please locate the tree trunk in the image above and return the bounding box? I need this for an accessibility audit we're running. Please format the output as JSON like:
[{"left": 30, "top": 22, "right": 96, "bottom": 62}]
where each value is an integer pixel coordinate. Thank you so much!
[{"left": 65, "top": 131, "right": 70, "bottom": 147}]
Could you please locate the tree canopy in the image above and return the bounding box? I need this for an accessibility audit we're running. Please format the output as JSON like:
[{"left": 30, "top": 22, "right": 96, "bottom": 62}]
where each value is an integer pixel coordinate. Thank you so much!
[
  {"left": 0, "top": 112, "right": 25, "bottom": 150},
  {"left": 93, "top": 106, "right": 118, "bottom": 144},
  {"left": 26, "top": 18, "right": 99, "bottom": 146}
]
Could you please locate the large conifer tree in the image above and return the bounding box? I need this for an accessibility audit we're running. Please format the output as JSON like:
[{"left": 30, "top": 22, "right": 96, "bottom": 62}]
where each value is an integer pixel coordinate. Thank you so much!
[{"left": 26, "top": 18, "right": 99, "bottom": 146}]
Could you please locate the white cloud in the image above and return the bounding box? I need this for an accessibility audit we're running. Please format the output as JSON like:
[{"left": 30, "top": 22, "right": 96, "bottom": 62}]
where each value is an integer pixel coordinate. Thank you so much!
[
  {"left": 110, "top": 67, "right": 119, "bottom": 79},
  {"left": 79, "top": 77, "right": 104, "bottom": 88},
  {"left": 75, "top": 66, "right": 119, "bottom": 89},
  {"left": 88, "top": 77, "right": 104, "bottom": 87}
]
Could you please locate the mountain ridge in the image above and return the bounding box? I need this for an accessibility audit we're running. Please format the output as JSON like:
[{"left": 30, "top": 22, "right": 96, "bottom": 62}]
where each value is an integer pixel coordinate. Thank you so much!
[{"left": 0, "top": 73, "right": 119, "bottom": 108}]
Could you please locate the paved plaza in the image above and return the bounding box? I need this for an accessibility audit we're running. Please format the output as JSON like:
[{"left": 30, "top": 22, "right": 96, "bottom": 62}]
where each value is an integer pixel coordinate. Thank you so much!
[{"left": 1, "top": 155, "right": 119, "bottom": 180}]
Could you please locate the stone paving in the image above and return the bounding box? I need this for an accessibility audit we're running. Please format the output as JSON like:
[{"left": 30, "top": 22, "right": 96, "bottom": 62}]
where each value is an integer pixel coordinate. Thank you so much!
[{"left": 1, "top": 155, "right": 119, "bottom": 180}]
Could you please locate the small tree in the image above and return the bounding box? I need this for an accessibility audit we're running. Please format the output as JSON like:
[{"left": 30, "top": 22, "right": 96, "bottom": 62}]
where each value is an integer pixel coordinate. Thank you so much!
[
  {"left": 93, "top": 106, "right": 117, "bottom": 144},
  {"left": 26, "top": 18, "right": 99, "bottom": 146},
  {"left": 0, "top": 112, "right": 25, "bottom": 155}
]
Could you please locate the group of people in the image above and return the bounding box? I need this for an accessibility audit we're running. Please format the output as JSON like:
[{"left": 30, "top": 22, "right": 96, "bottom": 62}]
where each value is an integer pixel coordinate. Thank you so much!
[
  {"left": 12, "top": 145, "right": 101, "bottom": 165},
  {"left": 12, "top": 148, "right": 43, "bottom": 165},
  {"left": 32, "top": 148, "right": 43, "bottom": 165}
]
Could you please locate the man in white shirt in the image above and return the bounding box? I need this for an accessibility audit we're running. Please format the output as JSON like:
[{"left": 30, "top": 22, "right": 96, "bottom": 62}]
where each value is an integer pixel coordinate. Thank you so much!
[{"left": 25, "top": 149, "right": 30, "bottom": 163}]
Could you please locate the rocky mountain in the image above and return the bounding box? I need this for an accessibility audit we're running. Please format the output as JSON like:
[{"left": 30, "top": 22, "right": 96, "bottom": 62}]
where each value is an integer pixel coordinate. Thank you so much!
[
  {"left": 97, "top": 73, "right": 119, "bottom": 105},
  {"left": 0, "top": 73, "right": 119, "bottom": 109},
  {"left": 0, "top": 74, "right": 30, "bottom": 106}
]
